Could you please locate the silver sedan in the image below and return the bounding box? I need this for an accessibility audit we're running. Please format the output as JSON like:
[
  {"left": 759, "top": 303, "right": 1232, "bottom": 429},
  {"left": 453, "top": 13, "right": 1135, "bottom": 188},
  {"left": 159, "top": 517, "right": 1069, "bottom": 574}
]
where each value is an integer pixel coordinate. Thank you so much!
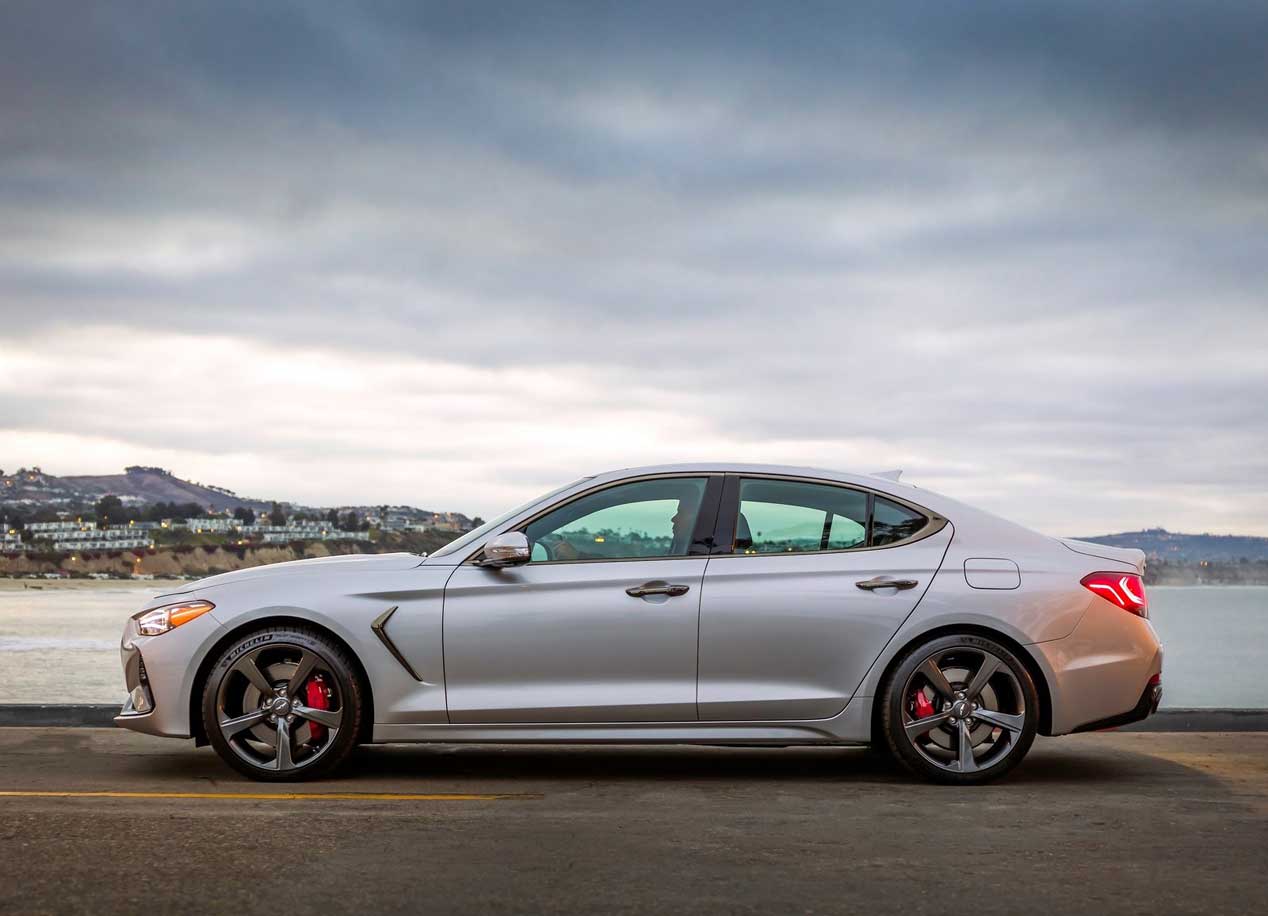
[{"left": 116, "top": 463, "right": 1163, "bottom": 784}]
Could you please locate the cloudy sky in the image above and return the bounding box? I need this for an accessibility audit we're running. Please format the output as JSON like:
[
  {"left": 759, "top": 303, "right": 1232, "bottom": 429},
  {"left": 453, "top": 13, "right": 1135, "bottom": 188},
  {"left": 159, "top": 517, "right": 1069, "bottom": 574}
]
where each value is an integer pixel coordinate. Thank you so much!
[{"left": 2, "top": 1, "right": 1266, "bottom": 534}]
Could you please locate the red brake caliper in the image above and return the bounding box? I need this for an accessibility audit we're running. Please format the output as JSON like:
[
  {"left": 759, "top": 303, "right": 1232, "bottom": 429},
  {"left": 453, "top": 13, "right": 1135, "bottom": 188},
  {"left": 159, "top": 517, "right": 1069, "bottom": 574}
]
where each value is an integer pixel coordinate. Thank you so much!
[
  {"left": 304, "top": 673, "right": 331, "bottom": 742},
  {"left": 912, "top": 687, "right": 935, "bottom": 719}
]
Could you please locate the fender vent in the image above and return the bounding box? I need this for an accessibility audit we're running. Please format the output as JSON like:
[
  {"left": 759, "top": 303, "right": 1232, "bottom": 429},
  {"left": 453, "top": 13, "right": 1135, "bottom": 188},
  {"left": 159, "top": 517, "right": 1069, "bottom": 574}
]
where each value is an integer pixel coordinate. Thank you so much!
[{"left": 370, "top": 606, "right": 423, "bottom": 681}]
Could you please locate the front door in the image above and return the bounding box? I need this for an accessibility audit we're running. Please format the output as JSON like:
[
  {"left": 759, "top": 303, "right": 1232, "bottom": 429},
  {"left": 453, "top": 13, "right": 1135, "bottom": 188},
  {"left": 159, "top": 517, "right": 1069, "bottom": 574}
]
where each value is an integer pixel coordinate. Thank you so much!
[
  {"left": 443, "top": 476, "right": 720, "bottom": 724},
  {"left": 698, "top": 476, "right": 952, "bottom": 721}
]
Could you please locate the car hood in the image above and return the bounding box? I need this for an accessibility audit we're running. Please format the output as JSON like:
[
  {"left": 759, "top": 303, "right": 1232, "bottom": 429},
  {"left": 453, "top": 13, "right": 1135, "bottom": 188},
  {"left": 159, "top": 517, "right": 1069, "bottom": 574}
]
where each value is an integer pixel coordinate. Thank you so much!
[
  {"left": 157, "top": 552, "right": 425, "bottom": 596},
  {"left": 1059, "top": 538, "right": 1146, "bottom": 574}
]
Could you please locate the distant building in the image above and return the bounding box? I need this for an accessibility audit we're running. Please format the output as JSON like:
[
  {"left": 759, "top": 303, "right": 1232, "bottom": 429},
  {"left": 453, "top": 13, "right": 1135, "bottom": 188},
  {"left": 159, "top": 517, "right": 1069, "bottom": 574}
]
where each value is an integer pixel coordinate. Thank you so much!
[
  {"left": 248, "top": 522, "right": 371, "bottom": 543},
  {"left": 51, "top": 527, "right": 155, "bottom": 551},
  {"left": 184, "top": 517, "right": 238, "bottom": 534},
  {"left": 28, "top": 520, "right": 96, "bottom": 536}
]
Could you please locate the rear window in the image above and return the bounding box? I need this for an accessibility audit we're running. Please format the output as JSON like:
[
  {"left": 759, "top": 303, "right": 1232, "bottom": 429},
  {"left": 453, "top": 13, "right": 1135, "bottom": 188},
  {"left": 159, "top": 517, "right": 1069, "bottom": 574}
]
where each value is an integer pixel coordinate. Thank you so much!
[
  {"left": 730, "top": 479, "right": 932, "bottom": 553},
  {"left": 736, "top": 479, "right": 868, "bottom": 554}
]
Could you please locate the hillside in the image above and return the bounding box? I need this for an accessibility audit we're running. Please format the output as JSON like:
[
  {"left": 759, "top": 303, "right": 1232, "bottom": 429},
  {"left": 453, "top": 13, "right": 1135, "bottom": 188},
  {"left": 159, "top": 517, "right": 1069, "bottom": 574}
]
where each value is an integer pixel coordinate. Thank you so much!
[
  {"left": 1, "top": 465, "right": 271, "bottom": 513},
  {"left": 60, "top": 467, "right": 272, "bottom": 512},
  {"left": 1, "top": 465, "right": 471, "bottom": 527},
  {"left": 1075, "top": 528, "right": 1268, "bottom": 563}
]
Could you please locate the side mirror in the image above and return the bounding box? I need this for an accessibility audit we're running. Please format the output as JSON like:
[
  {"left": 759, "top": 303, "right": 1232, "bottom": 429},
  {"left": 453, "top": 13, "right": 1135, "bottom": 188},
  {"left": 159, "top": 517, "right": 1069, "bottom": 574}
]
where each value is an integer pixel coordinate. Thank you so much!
[{"left": 477, "top": 531, "right": 531, "bottom": 568}]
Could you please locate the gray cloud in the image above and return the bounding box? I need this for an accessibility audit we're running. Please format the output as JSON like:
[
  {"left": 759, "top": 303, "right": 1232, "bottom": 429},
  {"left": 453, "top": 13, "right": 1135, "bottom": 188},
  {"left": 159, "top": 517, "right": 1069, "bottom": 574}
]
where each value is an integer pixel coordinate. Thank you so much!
[{"left": 1, "top": 1, "right": 1266, "bottom": 532}]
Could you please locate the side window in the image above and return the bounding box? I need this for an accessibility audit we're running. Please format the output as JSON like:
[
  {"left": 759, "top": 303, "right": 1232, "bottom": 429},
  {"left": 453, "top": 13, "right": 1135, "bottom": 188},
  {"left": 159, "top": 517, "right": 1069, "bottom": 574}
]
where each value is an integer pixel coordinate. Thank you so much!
[
  {"left": 524, "top": 478, "right": 709, "bottom": 562},
  {"left": 735, "top": 479, "right": 868, "bottom": 554},
  {"left": 872, "top": 496, "right": 925, "bottom": 546}
]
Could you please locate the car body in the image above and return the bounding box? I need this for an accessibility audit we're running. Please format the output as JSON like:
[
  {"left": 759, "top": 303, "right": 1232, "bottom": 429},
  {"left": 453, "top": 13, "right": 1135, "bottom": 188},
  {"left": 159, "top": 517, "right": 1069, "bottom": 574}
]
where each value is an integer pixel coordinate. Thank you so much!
[{"left": 116, "top": 463, "right": 1163, "bottom": 783}]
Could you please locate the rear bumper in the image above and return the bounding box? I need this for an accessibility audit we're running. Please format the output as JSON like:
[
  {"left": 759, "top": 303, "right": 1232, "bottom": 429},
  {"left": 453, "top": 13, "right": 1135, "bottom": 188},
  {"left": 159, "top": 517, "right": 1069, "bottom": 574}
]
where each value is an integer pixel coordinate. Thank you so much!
[
  {"left": 1033, "top": 600, "right": 1163, "bottom": 735},
  {"left": 1071, "top": 678, "right": 1163, "bottom": 733}
]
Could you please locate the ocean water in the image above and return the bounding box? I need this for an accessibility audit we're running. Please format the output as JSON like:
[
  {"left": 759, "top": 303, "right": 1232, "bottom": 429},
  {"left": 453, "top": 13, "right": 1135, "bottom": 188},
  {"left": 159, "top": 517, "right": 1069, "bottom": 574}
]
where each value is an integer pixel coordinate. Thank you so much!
[{"left": 0, "top": 583, "right": 1264, "bottom": 707}]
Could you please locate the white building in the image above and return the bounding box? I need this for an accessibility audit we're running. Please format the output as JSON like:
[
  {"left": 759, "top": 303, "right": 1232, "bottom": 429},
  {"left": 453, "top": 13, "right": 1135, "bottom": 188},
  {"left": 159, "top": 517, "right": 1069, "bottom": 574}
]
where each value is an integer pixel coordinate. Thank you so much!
[
  {"left": 46, "top": 527, "right": 156, "bottom": 551},
  {"left": 254, "top": 524, "right": 372, "bottom": 543},
  {"left": 28, "top": 520, "right": 96, "bottom": 536},
  {"left": 53, "top": 537, "right": 154, "bottom": 551},
  {"left": 184, "top": 517, "right": 239, "bottom": 533}
]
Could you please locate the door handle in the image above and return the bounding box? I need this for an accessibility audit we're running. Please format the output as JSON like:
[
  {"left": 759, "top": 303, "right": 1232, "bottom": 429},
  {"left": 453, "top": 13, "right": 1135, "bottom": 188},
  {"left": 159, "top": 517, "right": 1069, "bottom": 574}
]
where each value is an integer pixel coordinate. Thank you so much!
[
  {"left": 855, "top": 577, "right": 919, "bottom": 591},
  {"left": 626, "top": 582, "right": 691, "bottom": 598}
]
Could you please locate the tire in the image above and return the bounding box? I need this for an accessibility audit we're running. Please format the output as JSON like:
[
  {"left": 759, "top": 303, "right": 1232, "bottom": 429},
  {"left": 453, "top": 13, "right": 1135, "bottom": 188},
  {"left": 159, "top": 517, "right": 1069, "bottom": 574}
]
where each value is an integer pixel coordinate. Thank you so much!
[
  {"left": 880, "top": 633, "right": 1038, "bottom": 785},
  {"left": 201, "top": 625, "right": 365, "bottom": 781}
]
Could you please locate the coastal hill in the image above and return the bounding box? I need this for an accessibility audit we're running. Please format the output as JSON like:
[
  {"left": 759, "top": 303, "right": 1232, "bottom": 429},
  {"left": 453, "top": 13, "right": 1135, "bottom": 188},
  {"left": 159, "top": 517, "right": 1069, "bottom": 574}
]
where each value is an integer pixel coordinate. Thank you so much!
[
  {"left": 1077, "top": 528, "right": 1268, "bottom": 563},
  {"left": 1, "top": 465, "right": 473, "bottom": 532},
  {"left": 3, "top": 466, "right": 270, "bottom": 513}
]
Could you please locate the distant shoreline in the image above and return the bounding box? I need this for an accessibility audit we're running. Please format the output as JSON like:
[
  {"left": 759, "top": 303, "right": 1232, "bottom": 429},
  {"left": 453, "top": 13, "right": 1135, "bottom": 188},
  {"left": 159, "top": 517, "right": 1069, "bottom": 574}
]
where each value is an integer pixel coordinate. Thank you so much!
[{"left": 0, "top": 577, "right": 184, "bottom": 591}]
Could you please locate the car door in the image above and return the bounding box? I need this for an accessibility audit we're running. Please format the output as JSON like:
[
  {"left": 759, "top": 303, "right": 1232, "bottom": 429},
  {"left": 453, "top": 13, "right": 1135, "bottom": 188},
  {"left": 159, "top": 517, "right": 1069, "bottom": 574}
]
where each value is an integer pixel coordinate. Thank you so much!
[
  {"left": 697, "top": 475, "right": 952, "bottom": 721},
  {"left": 443, "top": 475, "right": 722, "bottom": 724}
]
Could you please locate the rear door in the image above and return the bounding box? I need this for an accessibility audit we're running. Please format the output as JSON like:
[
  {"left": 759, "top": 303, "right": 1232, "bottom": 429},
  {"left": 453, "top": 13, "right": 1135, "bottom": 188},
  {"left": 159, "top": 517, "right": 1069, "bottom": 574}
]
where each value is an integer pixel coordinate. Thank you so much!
[{"left": 697, "top": 475, "right": 952, "bottom": 721}]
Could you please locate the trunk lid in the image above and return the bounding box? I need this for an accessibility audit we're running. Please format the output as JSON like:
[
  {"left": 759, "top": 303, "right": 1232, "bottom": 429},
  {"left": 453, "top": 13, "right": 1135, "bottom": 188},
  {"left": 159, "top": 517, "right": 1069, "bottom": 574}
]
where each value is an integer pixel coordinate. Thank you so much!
[{"left": 1059, "top": 538, "right": 1146, "bottom": 574}]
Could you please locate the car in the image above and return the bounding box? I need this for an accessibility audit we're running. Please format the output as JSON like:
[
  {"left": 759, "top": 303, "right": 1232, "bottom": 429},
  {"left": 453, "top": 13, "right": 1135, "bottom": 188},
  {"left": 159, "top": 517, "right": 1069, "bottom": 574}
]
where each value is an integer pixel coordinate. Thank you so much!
[{"left": 116, "top": 463, "right": 1163, "bottom": 784}]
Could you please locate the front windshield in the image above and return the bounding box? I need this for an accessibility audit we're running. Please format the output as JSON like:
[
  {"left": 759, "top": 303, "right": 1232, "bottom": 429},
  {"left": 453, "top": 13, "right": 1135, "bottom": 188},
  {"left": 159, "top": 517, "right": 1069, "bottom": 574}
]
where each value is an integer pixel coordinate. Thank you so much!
[{"left": 427, "top": 477, "right": 593, "bottom": 559}]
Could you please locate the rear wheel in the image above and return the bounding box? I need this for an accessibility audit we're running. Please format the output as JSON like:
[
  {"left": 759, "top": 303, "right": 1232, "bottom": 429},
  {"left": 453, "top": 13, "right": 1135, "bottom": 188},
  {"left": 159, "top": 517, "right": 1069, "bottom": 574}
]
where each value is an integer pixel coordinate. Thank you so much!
[
  {"left": 880, "top": 634, "right": 1038, "bottom": 785},
  {"left": 202, "top": 626, "right": 364, "bottom": 781}
]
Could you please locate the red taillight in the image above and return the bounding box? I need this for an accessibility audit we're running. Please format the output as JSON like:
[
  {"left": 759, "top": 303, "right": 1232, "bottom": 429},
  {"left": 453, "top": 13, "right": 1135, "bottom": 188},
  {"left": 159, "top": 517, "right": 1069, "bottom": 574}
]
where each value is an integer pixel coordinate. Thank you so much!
[{"left": 1081, "top": 571, "right": 1149, "bottom": 618}]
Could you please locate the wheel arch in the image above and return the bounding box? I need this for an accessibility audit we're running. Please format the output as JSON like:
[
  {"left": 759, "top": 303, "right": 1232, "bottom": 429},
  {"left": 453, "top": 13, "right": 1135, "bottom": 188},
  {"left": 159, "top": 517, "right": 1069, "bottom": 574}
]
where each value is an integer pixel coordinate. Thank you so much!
[
  {"left": 869, "top": 623, "right": 1054, "bottom": 740},
  {"left": 188, "top": 614, "right": 375, "bottom": 747}
]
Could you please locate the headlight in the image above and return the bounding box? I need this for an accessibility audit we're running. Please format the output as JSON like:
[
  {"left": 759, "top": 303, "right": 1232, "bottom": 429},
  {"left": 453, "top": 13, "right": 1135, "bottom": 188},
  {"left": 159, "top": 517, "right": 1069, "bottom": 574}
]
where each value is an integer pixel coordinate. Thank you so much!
[{"left": 134, "top": 599, "right": 215, "bottom": 636}]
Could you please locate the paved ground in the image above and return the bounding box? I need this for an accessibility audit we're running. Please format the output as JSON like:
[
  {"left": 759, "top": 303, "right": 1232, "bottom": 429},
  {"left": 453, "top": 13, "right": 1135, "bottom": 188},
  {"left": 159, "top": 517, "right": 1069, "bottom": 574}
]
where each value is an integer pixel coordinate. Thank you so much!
[{"left": 1, "top": 729, "right": 1266, "bottom": 915}]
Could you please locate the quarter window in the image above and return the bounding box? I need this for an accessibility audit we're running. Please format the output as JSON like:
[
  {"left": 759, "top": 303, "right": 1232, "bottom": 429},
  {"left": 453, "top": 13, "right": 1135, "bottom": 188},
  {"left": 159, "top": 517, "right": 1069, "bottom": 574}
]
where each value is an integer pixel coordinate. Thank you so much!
[
  {"left": 735, "top": 479, "right": 868, "bottom": 554},
  {"left": 524, "top": 478, "right": 709, "bottom": 562},
  {"left": 872, "top": 496, "right": 926, "bottom": 546}
]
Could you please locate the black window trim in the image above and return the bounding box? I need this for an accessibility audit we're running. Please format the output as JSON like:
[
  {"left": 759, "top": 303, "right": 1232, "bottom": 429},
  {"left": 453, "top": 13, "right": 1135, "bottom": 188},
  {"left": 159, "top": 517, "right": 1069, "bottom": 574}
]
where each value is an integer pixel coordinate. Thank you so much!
[
  {"left": 710, "top": 473, "right": 948, "bottom": 557},
  {"left": 463, "top": 473, "right": 725, "bottom": 567}
]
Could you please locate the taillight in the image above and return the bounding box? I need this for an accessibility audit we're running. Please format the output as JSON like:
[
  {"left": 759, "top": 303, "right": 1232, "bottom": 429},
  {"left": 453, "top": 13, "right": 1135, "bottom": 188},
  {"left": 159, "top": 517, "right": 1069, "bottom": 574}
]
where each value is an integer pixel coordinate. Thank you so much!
[{"left": 1080, "top": 571, "right": 1149, "bottom": 618}]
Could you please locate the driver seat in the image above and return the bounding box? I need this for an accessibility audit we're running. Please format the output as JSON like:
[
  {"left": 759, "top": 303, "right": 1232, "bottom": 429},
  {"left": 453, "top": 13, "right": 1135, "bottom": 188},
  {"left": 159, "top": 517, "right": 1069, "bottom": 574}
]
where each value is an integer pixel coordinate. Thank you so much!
[{"left": 734, "top": 512, "right": 753, "bottom": 551}]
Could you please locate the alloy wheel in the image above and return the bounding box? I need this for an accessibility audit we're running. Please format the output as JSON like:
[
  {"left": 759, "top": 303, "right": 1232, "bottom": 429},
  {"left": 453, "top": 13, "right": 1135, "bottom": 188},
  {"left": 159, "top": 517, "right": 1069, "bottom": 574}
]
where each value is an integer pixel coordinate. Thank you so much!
[
  {"left": 899, "top": 645, "right": 1028, "bottom": 775},
  {"left": 214, "top": 644, "right": 344, "bottom": 774}
]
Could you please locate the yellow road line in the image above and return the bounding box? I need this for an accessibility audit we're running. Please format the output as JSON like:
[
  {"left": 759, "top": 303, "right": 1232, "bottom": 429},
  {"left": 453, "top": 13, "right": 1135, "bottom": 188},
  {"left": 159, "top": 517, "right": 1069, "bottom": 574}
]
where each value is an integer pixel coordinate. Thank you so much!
[{"left": 0, "top": 790, "right": 539, "bottom": 802}]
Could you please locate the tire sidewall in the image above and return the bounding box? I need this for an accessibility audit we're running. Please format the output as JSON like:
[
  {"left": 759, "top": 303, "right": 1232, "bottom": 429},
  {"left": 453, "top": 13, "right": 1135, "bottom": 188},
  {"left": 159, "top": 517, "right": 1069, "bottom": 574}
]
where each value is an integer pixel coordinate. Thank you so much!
[
  {"left": 881, "top": 633, "right": 1039, "bottom": 785},
  {"left": 201, "top": 626, "right": 363, "bottom": 782}
]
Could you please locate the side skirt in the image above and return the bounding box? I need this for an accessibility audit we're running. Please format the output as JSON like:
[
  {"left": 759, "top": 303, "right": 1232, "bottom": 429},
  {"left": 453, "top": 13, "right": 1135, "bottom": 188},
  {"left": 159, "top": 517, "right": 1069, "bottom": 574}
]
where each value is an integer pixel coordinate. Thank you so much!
[{"left": 371, "top": 721, "right": 867, "bottom": 746}]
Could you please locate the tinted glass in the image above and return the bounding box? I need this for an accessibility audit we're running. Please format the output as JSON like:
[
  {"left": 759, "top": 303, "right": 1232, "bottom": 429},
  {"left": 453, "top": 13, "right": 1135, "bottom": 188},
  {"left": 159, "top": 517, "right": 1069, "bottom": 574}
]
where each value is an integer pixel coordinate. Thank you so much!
[
  {"left": 524, "top": 478, "right": 709, "bottom": 562},
  {"left": 735, "top": 479, "right": 867, "bottom": 554},
  {"left": 872, "top": 496, "right": 926, "bottom": 545}
]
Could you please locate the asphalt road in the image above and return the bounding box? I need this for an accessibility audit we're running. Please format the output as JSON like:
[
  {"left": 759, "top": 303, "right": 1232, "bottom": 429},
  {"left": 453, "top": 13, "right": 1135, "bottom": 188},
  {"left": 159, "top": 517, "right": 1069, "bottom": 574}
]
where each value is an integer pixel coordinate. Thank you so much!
[{"left": 1, "top": 729, "right": 1266, "bottom": 915}]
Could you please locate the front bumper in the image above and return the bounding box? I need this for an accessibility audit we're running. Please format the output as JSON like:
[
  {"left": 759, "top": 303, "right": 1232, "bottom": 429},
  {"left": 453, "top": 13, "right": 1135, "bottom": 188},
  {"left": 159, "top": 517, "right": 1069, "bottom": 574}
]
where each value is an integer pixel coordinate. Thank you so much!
[{"left": 114, "top": 608, "right": 226, "bottom": 738}]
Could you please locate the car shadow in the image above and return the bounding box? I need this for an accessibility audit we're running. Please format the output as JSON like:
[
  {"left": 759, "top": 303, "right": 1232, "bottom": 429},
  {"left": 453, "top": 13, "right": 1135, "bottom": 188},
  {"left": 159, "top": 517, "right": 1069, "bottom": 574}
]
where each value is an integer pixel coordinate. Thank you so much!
[
  {"left": 121, "top": 735, "right": 1230, "bottom": 795},
  {"left": 322, "top": 737, "right": 1221, "bottom": 791}
]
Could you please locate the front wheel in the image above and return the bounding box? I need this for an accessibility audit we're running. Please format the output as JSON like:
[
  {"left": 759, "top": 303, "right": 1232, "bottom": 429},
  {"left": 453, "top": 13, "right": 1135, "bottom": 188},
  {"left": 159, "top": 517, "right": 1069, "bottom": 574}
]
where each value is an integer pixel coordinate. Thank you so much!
[
  {"left": 202, "top": 626, "right": 364, "bottom": 781},
  {"left": 879, "top": 634, "right": 1038, "bottom": 785}
]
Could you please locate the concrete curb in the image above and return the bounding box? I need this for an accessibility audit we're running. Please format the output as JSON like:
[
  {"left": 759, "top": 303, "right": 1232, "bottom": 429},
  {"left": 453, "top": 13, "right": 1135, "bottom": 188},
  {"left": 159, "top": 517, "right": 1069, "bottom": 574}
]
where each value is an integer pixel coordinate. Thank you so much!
[
  {"left": 0, "top": 704, "right": 1267, "bottom": 731},
  {"left": 0, "top": 705, "right": 118, "bottom": 727},
  {"left": 1119, "top": 708, "right": 1268, "bottom": 732}
]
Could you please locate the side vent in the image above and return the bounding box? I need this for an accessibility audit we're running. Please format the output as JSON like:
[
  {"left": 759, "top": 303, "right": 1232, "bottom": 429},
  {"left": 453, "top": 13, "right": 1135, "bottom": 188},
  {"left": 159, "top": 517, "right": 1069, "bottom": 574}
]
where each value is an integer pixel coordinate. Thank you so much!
[{"left": 370, "top": 606, "right": 423, "bottom": 681}]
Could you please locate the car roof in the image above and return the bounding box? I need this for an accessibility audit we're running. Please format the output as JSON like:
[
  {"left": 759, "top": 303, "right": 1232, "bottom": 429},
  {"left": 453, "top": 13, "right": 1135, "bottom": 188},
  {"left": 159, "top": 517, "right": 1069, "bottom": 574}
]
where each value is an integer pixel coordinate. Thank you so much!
[{"left": 587, "top": 462, "right": 903, "bottom": 489}]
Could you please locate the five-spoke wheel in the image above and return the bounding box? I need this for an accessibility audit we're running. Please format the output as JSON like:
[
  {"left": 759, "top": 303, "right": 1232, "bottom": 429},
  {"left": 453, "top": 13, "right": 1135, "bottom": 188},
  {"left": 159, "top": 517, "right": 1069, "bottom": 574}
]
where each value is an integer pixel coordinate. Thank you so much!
[
  {"left": 203, "top": 626, "right": 364, "bottom": 781},
  {"left": 881, "top": 634, "right": 1038, "bottom": 784}
]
